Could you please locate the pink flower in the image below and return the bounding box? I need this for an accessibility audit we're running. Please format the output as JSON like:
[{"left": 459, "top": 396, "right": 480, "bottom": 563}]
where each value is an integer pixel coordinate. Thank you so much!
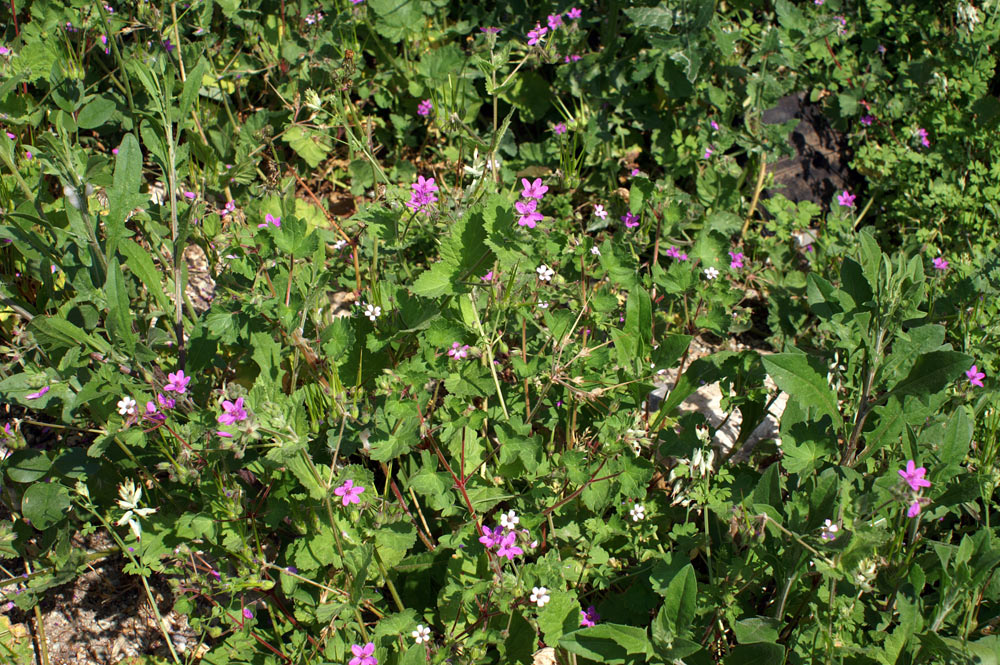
[
  {"left": 521, "top": 178, "right": 549, "bottom": 199},
  {"left": 26, "top": 386, "right": 50, "bottom": 400},
  {"left": 837, "top": 190, "right": 856, "bottom": 207},
  {"left": 907, "top": 501, "right": 921, "bottom": 518},
  {"left": 218, "top": 397, "right": 248, "bottom": 425},
  {"left": 547, "top": 13, "right": 563, "bottom": 29},
  {"left": 184, "top": 191, "right": 196, "bottom": 200},
  {"left": 447, "top": 342, "right": 470, "bottom": 360},
  {"left": 496, "top": 531, "right": 523, "bottom": 560},
  {"left": 665, "top": 246, "right": 688, "bottom": 261},
  {"left": 729, "top": 251, "right": 744, "bottom": 269},
  {"left": 621, "top": 212, "right": 639, "bottom": 228},
  {"left": 243, "top": 608, "right": 253, "bottom": 619},
  {"left": 417, "top": 99, "right": 433, "bottom": 117},
  {"left": 916, "top": 127, "right": 930, "bottom": 147},
  {"left": 580, "top": 605, "right": 601, "bottom": 627},
  {"left": 479, "top": 525, "right": 501, "bottom": 548},
  {"left": 567, "top": 7, "right": 582, "bottom": 19},
  {"left": 349, "top": 642, "right": 377, "bottom": 665},
  {"left": 710, "top": 119, "right": 719, "bottom": 131},
  {"left": 217, "top": 430, "right": 233, "bottom": 438},
  {"left": 527, "top": 23, "right": 547, "bottom": 46},
  {"left": 25, "top": 151, "right": 32, "bottom": 160},
  {"left": 258, "top": 213, "right": 281, "bottom": 228},
  {"left": 157, "top": 393, "right": 176, "bottom": 409},
  {"left": 860, "top": 115, "right": 874, "bottom": 126},
  {"left": 515, "top": 199, "right": 543, "bottom": 228},
  {"left": 593, "top": 204, "right": 607, "bottom": 220},
  {"left": 406, "top": 176, "right": 439, "bottom": 212},
  {"left": 481, "top": 270, "right": 495, "bottom": 283},
  {"left": 898, "top": 460, "right": 931, "bottom": 492},
  {"left": 553, "top": 123, "right": 567, "bottom": 135},
  {"left": 932, "top": 257, "right": 948, "bottom": 271},
  {"left": 967, "top": 365, "right": 986, "bottom": 388},
  {"left": 703, "top": 146, "right": 713, "bottom": 159},
  {"left": 563, "top": 54, "right": 581, "bottom": 63},
  {"left": 480, "top": 26, "right": 501, "bottom": 34},
  {"left": 334, "top": 479, "right": 365, "bottom": 506},
  {"left": 164, "top": 370, "right": 191, "bottom": 394},
  {"left": 0, "top": 46, "right": 10, "bottom": 56}
]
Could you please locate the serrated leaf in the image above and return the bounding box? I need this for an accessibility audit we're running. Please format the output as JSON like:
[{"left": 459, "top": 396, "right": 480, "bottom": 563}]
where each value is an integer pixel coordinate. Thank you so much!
[
  {"left": 761, "top": 353, "right": 840, "bottom": 428},
  {"left": 887, "top": 351, "right": 973, "bottom": 402}
]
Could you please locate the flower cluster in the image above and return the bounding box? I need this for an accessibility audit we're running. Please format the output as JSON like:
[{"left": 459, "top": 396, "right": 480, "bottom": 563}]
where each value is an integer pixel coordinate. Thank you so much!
[
  {"left": 479, "top": 510, "right": 525, "bottom": 560},
  {"left": 665, "top": 246, "right": 688, "bottom": 261},
  {"left": 516, "top": 177, "right": 548, "bottom": 228},
  {"left": 898, "top": 460, "right": 931, "bottom": 518},
  {"left": 406, "top": 175, "right": 438, "bottom": 212},
  {"left": 417, "top": 99, "right": 433, "bottom": 117}
]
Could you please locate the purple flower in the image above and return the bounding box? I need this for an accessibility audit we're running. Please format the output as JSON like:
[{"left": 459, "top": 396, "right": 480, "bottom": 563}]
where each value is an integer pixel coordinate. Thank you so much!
[
  {"left": 407, "top": 176, "right": 439, "bottom": 212},
  {"left": 860, "top": 115, "right": 874, "bottom": 126},
  {"left": 334, "top": 479, "right": 365, "bottom": 506},
  {"left": 580, "top": 605, "right": 601, "bottom": 627},
  {"left": 710, "top": 119, "right": 719, "bottom": 130},
  {"left": 621, "top": 212, "right": 639, "bottom": 228},
  {"left": 527, "top": 23, "right": 548, "bottom": 46},
  {"left": 447, "top": 342, "right": 470, "bottom": 360},
  {"left": 553, "top": 123, "right": 567, "bottom": 135},
  {"left": 417, "top": 99, "right": 433, "bottom": 117},
  {"left": 932, "top": 256, "right": 948, "bottom": 271},
  {"left": 521, "top": 177, "right": 548, "bottom": 200},
  {"left": 563, "top": 54, "right": 581, "bottom": 63},
  {"left": 26, "top": 386, "right": 50, "bottom": 400},
  {"left": 703, "top": 145, "right": 713, "bottom": 159},
  {"left": 665, "top": 246, "right": 688, "bottom": 261},
  {"left": 515, "top": 199, "right": 543, "bottom": 228},
  {"left": 0, "top": 46, "right": 10, "bottom": 56},
  {"left": 480, "top": 26, "right": 501, "bottom": 34},
  {"left": 967, "top": 365, "right": 986, "bottom": 388},
  {"left": 25, "top": 151, "right": 32, "bottom": 160},
  {"left": 479, "top": 525, "right": 501, "bottom": 548},
  {"left": 218, "top": 397, "right": 248, "bottom": 425},
  {"left": 728, "top": 251, "right": 744, "bottom": 269},
  {"left": 916, "top": 127, "right": 930, "bottom": 147},
  {"left": 567, "top": 7, "right": 582, "bottom": 19},
  {"left": 907, "top": 501, "right": 921, "bottom": 518},
  {"left": 157, "top": 393, "right": 176, "bottom": 409},
  {"left": 258, "top": 213, "right": 281, "bottom": 228},
  {"left": 898, "top": 460, "right": 931, "bottom": 492},
  {"left": 496, "top": 532, "right": 523, "bottom": 560},
  {"left": 349, "top": 642, "right": 377, "bottom": 665},
  {"left": 164, "top": 370, "right": 191, "bottom": 394},
  {"left": 547, "top": 13, "right": 563, "bottom": 29},
  {"left": 243, "top": 608, "right": 253, "bottom": 619},
  {"left": 837, "top": 190, "right": 856, "bottom": 208},
  {"left": 163, "top": 38, "right": 175, "bottom": 52}
]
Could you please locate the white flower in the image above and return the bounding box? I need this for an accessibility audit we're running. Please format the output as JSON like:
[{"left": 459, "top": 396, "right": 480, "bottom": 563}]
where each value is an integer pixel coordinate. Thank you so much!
[
  {"left": 411, "top": 624, "right": 431, "bottom": 644},
  {"left": 704, "top": 266, "right": 720, "bottom": 280},
  {"left": 333, "top": 239, "right": 347, "bottom": 250},
  {"left": 536, "top": 264, "right": 555, "bottom": 281},
  {"left": 629, "top": 504, "right": 646, "bottom": 521},
  {"left": 116, "top": 479, "right": 158, "bottom": 539},
  {"left": 117, "top": 396, "right": 137, "bottom": 416},
  {"left": 363, "top": 302, "right": 382, "bottom": 322},
  {"left": 538, "top": 301, "right": 549, "bottom": 309},
  {"left": 530, "top": 586, "right": 550, "bottom": 607},
  {"left": 593, "top": 204, "right": 607, "bottom": 219},
  {"left": 500, "top": 510, "right": 519, "bottom": 530},
  {"left": 590, "top": 246, "right": 601, "bottom": 256},
  {"left": 821, "top": 519, "right": 839, "bottom": 541}
]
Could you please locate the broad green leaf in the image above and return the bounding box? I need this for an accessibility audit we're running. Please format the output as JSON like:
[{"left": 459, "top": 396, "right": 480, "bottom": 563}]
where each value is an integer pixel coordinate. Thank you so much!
[
  {"left": 119, "top": 238, "right": 171, "bottom": 312},
  {"left": 105, "top": 257, "right": 137, "bottom": 354},
  {"left": 374, "top": 521, "right": 417, "bottom": 568},
  {"left": 625, "top": 288, "right": 652, "bottom": 362},
  {"left": 178, "top": 57, "right": 209, "bottom": 120},
  {"left": 22, "top": 482, "right": 71, "bottom": 530},
  {"left": 886, "top": 351, "right": 973, "bottom": 401},
  {"left": 77, "top": 95, "right": 116, "bottom": 129},
  {"left": 732, "top": 617, "right": 782, "bottom": 644},
  {"left": 660, "top": 565, "right": 697, "bottom": 640},
  {"left": 6, "top": 450, "right": 52, "bottom": 483},
  {"left": 723, "top": 642, "right": 785, "bottom": 665},
  {"left": 761, "top": 353, "right": 840, "bottom": 428},
  {"left": 559, "top": 624, "right": 652, "bottom": 664},
  {"left": 30, "top": 315, "right": 110, "bottom": 354},
  {"left": 939, "top": 407, "right": 972, "bottom": 466},
  {"left": 282, "top": 125, "right": 331, "bottom": 168},
  {"left": 537, "top": 594, "right": 578, "bottom": 645}
]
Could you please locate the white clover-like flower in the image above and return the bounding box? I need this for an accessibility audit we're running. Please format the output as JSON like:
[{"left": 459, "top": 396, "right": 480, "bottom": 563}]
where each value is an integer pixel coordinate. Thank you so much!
[
  {"left": 536, "top": 264, "right": 555, "bottom": 281},
  {"left": 590, "top": 246, "right": 601, "bottom": 256},
  {"left": 363, "top": 302, "right": 382, "bottom": 322},
  {"left": 538, "top": 301, "right": 549, "bottom": 310},
  {"left": 116, "top": 479, "right": 158, "bottom": 539},
  {"left": 821, "top": 519, "right": 839, "bottom": 541},
  {"left": 117, "top": 396, "right": 137, "bottom": 416},
  {"left": 411, "top": 624, "right": 431, "bottom": 644},
  {"left": 629, "top": 504, "right": 646, "bottom": 521},
  {"left": 704, "top": 266, "right": 720, "bottom": 280},
  {"left": 500, "top": 510, "right": 519, "bottom": 530},
  {"left": 530, "top": 586, "right": 550, "bottom": 607}
]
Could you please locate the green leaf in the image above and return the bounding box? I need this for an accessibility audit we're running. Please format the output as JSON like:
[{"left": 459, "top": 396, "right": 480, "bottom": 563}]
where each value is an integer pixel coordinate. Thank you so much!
[
  {"left": 625, "top": 288, "right": 652, "bottom": 362},
  {"left": 887, "top": 351, "right": 973, "bottom": 402},
  {"left": 178, "top": 57, "right": 209, "bottom": 120},
  {"left": 119, "top": 238, "right": 170, "bottom": 312},
  {"left": 77, "top": 95, "right": 116, "bottom": 129},
  {"left": 731, "top": 617, "right": 782, "bottom": 644},
  {"left": 537, "top": 592, "right": 579, "bottom": 645},
  {"left": 659, "top": 352, "right": 735, "bottom": 414},
  {"left": 939, "top": 407, "right": 972, "bottom": 466},
  {"left": 624, "top": 6, "right": 674, "bottom": 30},
  {"left": 105, "top": 257, "right": 137, "bottom": 354},
  {"left": 559, "top": 624, "right": 652, "bottom": 664},
  {"left": 6, "top": 450, "right": 52, "bottom": 483},
  {"left": 282, "top": 125, "right": 331, "bottom": 168},
  {"left": 723, "top": 642, "right": 785, "bottom": 665},
  {"left": 30, "top": 315, "right": 110, "bottom": 354},
  {"left": 22, "top": 483, "right": 71, "bottom": 530},
  {"left": 105, "top": 134, "right": 145, "bottom": 267},
  {"left": 659, "top": 564, "right": 697, "bottom": 640},
  {"left": 375, "top": 521, "right": 417, "bottom": 568},
  {"left": 761, "top": 353, "right": 840, "bottom": 428}
]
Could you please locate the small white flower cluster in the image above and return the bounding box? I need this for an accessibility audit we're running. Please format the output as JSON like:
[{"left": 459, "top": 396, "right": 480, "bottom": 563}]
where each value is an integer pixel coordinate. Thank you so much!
[
  {"left": 116, "top": 479, "right": 158, "bottom": 539},
  {"left": 362, "top": 302, "right": 381, "bottom": 322}
]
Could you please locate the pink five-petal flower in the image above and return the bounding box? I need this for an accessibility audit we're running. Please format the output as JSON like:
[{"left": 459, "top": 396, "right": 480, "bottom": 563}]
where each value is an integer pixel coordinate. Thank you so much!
[
  {"left": 26, "top": 386, "right": 50, "bottom": 400},
  {"left": 334, "top": 479, "right": 365, "bottom": 506},
  {"left": 898, "top": 460, "right": 931, "bottom": 492},
  {"left": 527, "top": 23, "right": 547, "bottom": 46},
  {"left": 621, "top": 212, "right": 639, "bottom": 228},
  {"left": 966, "top": 365, "right": 986, "bottom": 388},
  {"left": 164, "top": 370, "right": 191, "bottom": 394},
  {"left": 496, "top": 531, "right": 523, "bottom": 560},
  {"left": 447, "top": 342, "right": 470, "bottom": 359},
  {"left": 580, "top": 605, "right": 601, "bottom": 627},
  {"left": 349, "top": 642, "right": 377, "bottom": 665},
  {"left": 417, "top": 99, "right": 433, "bottom": 117},
  {"left": 729, "top": 251, "right": 745, "bottom": 269},
  {"left": 932, "top": 256, "right": 949, "bottom": 271},
  {"left": 837, "top": 190, "right": 856, "bottom": 207},
  {"left": 515, "top": 199, "right": 543, "bottom": 228},
  {"left": 547, "top": 13, "right": 563, "bottom": 29},
  {"left": 479, "top": 525, "right": 501, "bottom": 548},
  {"left": 553, "top": 122, "right": 567, "bottom": 134},
  {"left": 567, "top": 7, "right": 582, "bottom": 19},
  {"left": 916, "top": 127, "right": 930, "bottom": 147},
  {"left": 218, "top": 397, "right": 248, "bottom": 425},
  {"left": 907, "top": 501, "right": 921, "bottom": 518},
  {"left": 520, "top": 178, "right": 548, "bottom": 200},
  {"left": 243, "top": 608, "right": 253, "bottom": 619}
]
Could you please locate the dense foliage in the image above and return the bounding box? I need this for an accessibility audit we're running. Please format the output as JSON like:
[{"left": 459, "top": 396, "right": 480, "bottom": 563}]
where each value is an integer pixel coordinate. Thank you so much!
[{"left": 1, "top": 0, "right": 999, "bottom": 663}]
